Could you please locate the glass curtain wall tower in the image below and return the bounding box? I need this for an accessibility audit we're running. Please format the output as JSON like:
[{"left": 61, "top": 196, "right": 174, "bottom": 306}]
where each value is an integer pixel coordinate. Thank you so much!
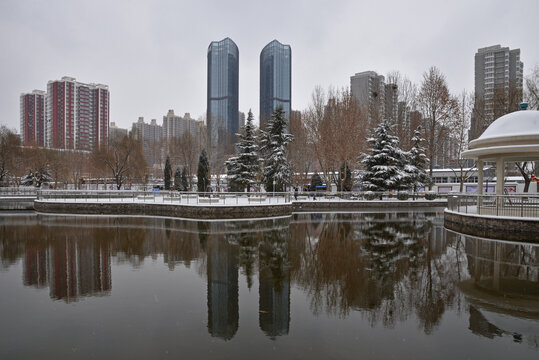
[
  {"left": 207, "top": 38, "right": 239, "bottom": 153},
  {"left": 260, "top": 40, "right": 291, "bottom": 130}
]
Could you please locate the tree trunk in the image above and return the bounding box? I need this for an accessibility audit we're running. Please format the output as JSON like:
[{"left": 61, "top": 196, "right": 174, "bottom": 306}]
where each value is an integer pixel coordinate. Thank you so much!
[{"left": 524, "top": 179, "right": 530, "bottom": 193}]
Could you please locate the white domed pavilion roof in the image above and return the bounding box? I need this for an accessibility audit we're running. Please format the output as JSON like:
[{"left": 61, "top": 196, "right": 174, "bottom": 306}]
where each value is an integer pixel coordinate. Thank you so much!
[
  {"left": 464, "top": 110, "right": 539, "bottom": 160},
  {"left": 477, "top": 110, "right": 539, "bottom": 142}
]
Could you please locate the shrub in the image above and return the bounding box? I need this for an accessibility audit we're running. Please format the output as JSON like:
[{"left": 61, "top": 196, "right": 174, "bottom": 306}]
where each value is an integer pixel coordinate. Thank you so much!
[
  {"left": 397, "top": 192, "right": 409, "bottom": 201},
  {"left": 425, "top": 191, "right": 437, "bottom": 200},
  {"left": 364, "top": 191, "right": 377, "bottom": 200}
]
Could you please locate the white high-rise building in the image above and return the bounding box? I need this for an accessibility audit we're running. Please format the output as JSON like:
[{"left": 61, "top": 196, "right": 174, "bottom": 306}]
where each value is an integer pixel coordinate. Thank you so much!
[
  {"left": 471, "top": 45, "right": 523, "bottom": 139},
  {"left": 350, "top": 71, "right": 386, "bottom": 127}
]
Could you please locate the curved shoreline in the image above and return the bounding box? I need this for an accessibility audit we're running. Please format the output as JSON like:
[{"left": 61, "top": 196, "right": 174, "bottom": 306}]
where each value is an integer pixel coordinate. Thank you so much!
[
  {"left": 444, "top": 209, "right": 539, "bottom": 242},
  {"left": 30, "top": 198, "right": 448, "bottom": 220}
]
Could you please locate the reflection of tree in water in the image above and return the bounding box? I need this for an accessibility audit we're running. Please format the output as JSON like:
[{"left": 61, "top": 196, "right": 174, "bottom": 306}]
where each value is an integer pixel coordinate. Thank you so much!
[
  {"left": 258, "top": 224, "right": 291, "bottom": 338},
  {"left": 225, "top": 221, "right": 261, "bottom": 290},
  {"left": 290, "top": 212, "right": 466, "bottom": 333}
]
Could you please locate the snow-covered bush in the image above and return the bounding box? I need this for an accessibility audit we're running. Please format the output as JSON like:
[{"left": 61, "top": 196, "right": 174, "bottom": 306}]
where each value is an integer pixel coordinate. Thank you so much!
[
  {"left": 397, "top": 192, "right": 409, "bottom": 200},
  {"left": 364, "top": 191, "right": 377, "bottom": 200},
  {"left": 425, "top": 191, "right": 437, "bottom": 200}
]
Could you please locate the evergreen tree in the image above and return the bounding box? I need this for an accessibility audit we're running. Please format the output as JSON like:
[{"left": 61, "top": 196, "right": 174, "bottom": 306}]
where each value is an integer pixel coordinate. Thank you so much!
[
  {"left": 310, "top": 172, "right": 323, "bottom": 191},
  {"left": 338, "top": 162, "right": 353, "bottom": 192},
  {"left": 173, "top": 167, "right": 182, "bottom": 191},
  {"left": 197, "top": 149, "right": 210, "bottom": 192},
  {"left": 361, "top": 118, "right": 408, "bottom": 193},
  {"left": 225, "top": 110, "right": 260, "bottom": 192},
  {"left": 260, "top": 107, "right": 294, "bottom": 192},
  {"left": 164, "top": 156, "right": 172, "bottom": 190},
  {"left": 181, "top": 166, "right": 189, "bottom": 191},
  {"left": 405, "top": 126, "right": 432, "bottom": 193}
]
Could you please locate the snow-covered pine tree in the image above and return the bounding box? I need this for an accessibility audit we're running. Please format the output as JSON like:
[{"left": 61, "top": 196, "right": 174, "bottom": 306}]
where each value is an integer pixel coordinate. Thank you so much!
[
  {"left": 173, "top": 167, "right": 182, "bottom": 191},
  {"left": 197, "top": 149, "right": 210, "bottom": 193},
  {"left": 181, "top": 167, "right": 188, "bottom": 191},
  {"left": 361, "top": 118, "right": 408, "bottom": 193},
  {"left": 225, "top": 110, "right": 260, "bottom": 192},
  {"left": 164, "top": 156, "right": 172, "bottom": 190},
  {"left": 405, "top": 126, "right": 432, "bottom": 193},
  {"left": 260, "top": 107, "right": 294, "bottom": 192}
]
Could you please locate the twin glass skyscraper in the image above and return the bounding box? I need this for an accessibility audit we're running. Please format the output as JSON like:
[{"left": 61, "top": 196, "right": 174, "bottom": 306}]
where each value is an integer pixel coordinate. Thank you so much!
[
  {"left": 207, "top": 38, "right": 291, "bottom": 151},
  {"left": 260, "top": 40, "right": 292, "bottom": 130},
  {"left": 207, "top": 37, "right": 239, "bottom": 151}
]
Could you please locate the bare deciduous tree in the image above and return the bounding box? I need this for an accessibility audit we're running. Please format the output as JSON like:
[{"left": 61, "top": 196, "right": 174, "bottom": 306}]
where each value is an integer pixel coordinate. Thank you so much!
[
  {"left": 0, "top": 126, "right": 22, "bottom": 185},
  {"left": 91, "top": 135, "right": 146, "bottom": 189},
  {"left": 417, "top": 66, "right": 458, "bottom": 178},
  {"left": 449, "top": 91, "right": 476, "bottom": 192},
  {"left": 525, "top": 64, "right": 539, "bottom": 110},
  {"left": 303, "top": 86, "right": 367, "bottom": 189},
  {"left": 289, "top": 111, "right": 314, "bottom": 188}
]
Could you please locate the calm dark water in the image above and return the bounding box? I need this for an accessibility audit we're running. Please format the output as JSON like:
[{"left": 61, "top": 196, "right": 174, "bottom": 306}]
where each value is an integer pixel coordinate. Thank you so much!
[{"left": 1, "top": 211, "right": 538, "bottom": 359}]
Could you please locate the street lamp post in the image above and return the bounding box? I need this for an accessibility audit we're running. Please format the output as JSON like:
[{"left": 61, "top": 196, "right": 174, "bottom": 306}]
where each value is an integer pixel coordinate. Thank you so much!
[{"left": 273, "top": 179, "right": 275, "bottom": 199}]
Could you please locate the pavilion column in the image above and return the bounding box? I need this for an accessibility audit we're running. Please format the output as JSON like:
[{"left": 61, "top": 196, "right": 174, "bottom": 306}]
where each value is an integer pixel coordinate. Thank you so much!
[
  {"left": 477, "top": 159, "right": 483, "bottom": 195},
  {"left": 477, "top": 159, "right": 483, "bottom": 213},
  {"left": 495, "top": 157, "right": 505, "bottom": 195}
]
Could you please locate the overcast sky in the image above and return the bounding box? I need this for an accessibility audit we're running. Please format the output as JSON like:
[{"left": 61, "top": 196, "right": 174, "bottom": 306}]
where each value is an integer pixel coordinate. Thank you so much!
[{"left": 1, "top": 0, "right": 538, "bottom": 132}]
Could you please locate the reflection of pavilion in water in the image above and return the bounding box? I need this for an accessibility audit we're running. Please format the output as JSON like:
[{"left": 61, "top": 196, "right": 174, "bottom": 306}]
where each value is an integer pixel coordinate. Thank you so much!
[
  {"left": 23, "top": 239, "right": 111, "bottom": 302},
  {"left": 460, "top": 234, "right": 539, "bottom": 346}
]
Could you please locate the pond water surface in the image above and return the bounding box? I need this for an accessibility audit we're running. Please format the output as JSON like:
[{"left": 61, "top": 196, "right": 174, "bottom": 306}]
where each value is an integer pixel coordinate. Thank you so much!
[{"left": 1, "top": 211, "right": 538, "bottom": 359}]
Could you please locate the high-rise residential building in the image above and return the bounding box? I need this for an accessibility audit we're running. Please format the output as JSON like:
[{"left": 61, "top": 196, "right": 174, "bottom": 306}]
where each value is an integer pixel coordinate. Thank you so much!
[
  {"left": 396, "top": 101, "right": 411, "bottom": 145},
  {"left": 108, "top": 122, "right": 128, "bottom": 143},
  {"left": 46, "top": 76, "right": 109, "bottom": 151},
  {"left": 350, "top": 71, "right": 386, "bottom": 127},
  {"left": 131, "top": 117, "right": 163, "bottom": 167},
  {"left": 384, "top": 83, "right": 398, "bottom": 123},
  {"left": 162, "top": 110, "right": 202, "bottom": 140},
  {"left": 20, "top": 90, "right": 46, "bottom": 147},
  {"left": 260, "top": 40, "right": 292, "bottom": 130},
  {"left": 207, "top": 37, "right": 239, "bottom": 152},
  {"left": 471, "top": 45, "right": 523, "bottom": 139},
  {"left": 238, "top": 111, "right": 245, "bottom": 130}
]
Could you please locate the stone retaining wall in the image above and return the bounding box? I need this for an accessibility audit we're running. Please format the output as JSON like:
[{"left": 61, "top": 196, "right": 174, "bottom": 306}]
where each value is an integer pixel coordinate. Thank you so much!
[
  {"left": 0, "top": 198, "right": 36, "bottom": 210},
  {"left": 444, "top": 210, "right": 539, "bottom": 242},
  {"left": 34, "top": 200, "right": 292, "bottom": 220}
]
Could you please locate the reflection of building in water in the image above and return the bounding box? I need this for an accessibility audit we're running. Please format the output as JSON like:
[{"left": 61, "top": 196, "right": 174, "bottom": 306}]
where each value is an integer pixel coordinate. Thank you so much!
[
  {"left": 258, "top": 231, "right": 290, "bottom": 338},
  {"left": 23, "top": 246, "right": 48, "bottom": 288},
  {"left": 23, "top": 239, "right": 111, "bottom": 302},
  {"left": 461, "top": 235, "right": 539, "bottom": 347},
  {"left": 207, "top": 234, "right": 239, "bottom": 340}
]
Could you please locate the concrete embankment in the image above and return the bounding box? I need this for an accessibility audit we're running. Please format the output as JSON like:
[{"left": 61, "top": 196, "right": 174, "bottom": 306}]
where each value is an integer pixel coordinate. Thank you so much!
[
  {"left": 444, "top": 209, "right": 539, "bottom": 242},
  {"left": 30, "top": 198, "right": 448, "bottom": 220},
  {"left": 0, "top": 197, "right": 36, "bottom": 210},
  {"left": 34, "top": 200, "right": 292, "bottom": 220}
]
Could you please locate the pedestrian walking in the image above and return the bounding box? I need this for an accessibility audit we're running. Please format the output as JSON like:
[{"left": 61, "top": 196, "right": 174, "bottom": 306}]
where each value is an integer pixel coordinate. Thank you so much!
[{"left": 294, "top": 187, "right": 298, "bottom": 200}]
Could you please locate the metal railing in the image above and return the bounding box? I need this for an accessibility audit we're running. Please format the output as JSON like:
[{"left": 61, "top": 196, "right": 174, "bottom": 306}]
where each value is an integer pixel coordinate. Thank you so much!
[
  {"left": 33, "top": 189, "right": 447, "bottom": 204},
  {"left": 36, "top": 190, "right": 292, "bottom": 205},
  {"left": 447, "top": 194, "right": 539, "bottom": 218},
  {"left": 0, "top": 187, "right": 38, "bottom": 196}
]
